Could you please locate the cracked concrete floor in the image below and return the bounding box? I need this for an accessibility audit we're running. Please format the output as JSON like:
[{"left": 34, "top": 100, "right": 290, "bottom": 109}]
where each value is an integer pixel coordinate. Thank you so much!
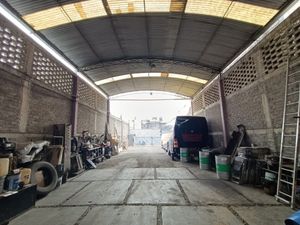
[{"left": 10, "top": 145, "right": 294, "bottom": 225}]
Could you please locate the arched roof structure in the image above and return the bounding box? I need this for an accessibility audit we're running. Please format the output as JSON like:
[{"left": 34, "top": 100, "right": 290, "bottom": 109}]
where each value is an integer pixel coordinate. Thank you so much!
[{"left": 3, "top": 0, "right": 291, "bottom": 96}]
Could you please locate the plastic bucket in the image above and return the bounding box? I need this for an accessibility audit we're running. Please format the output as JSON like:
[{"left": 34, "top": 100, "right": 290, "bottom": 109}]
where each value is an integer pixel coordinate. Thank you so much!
[
  {"left": 215, "top": 155, "right": 231, "bottom": 180},
  {"left": 0, "top": 176, "right": 5, "bottom": 193},
  {"left": 180, "top": 148, "right": 188, "bottom": 162},
  {"left": 199, "top": 151, "right": 210, "bottom": 170}
]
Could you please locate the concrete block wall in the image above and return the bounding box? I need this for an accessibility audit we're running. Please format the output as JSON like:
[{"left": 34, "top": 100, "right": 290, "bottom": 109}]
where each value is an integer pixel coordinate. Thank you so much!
[
  {"left": 76, "top": 79, "right": 108, "bottom": 136},
  {"left": 0, "top": 70, "right": 23, "bottom": 134},
  {"left": 27, "top": 83, "right": 72, "bottom": 134},
  {"left": 0, "top": 15, "right": 108, "bottom": 143},
  {"left": 193, "top": 82, "right": 224, "bottom": 147},
  {"left": 109, "top": 115, "right": 129, "bottom": 146},
  {"left": 77, "top": 104, "right": 107, "bottom": 136},
  {"left": 192, "top": 8, "right": 300, "bottom": 152},
  {"left": 0, "top": 65, "right": 73, "bottom": 143}
]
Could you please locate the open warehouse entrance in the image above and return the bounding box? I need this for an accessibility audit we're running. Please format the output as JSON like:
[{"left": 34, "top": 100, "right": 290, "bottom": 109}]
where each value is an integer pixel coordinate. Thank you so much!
[{"left": 0, "top": 0, "right": 300, "bottom": 224}]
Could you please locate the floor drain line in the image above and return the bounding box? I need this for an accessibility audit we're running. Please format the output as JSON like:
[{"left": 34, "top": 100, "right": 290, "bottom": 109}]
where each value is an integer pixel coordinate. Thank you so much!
[
  {"left": 59, "top": 181, "right": 93, "bottom": 206},
  {"left": 74, "top": 206, "right": 93, "bottom": 225},
  {"left": 185, "top": 167, "right": 199, "bottom": 179},
  {"left": 123, "top": 180, "right": 136, "bottom": 204},
  {"left": 227, "top": 206, "right": 249, "bottom": 225},
  {"left": 176, "top": 180, "right": 192, "bottom": 205},
  {"left": 220, "top": 180, "right": 254, "bottom": 204}
]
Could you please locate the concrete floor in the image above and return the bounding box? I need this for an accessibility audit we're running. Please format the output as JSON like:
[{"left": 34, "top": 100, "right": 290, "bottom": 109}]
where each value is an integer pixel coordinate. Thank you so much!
[{"left": 10, "top": 145, "right": 294, "bottom": 225}]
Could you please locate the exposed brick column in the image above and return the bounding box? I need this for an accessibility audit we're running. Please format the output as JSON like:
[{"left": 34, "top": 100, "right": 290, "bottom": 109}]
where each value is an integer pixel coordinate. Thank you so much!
[
  {"left": 18, "top": 80, "right": 31, "bottom": 133},
  {"left": 19, "top": 43, "right": 35, "bottom": 133},
  {"left": 105, "top": 98, "right": 110, "bottom": 138},
  {"left": 254, "top": 50, "right": 277, "bottom": 151}
]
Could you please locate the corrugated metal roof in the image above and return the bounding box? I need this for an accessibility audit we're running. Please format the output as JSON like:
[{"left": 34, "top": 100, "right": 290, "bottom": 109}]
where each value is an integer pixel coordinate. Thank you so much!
[{"left": 3, "top": 0, "right": 291, "bottom": 97}]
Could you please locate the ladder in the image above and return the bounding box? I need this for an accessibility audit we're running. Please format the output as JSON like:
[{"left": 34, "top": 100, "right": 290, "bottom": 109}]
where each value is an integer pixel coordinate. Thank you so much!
[{"left": 276, "top": 58, "right": 300, "bottom": 208}]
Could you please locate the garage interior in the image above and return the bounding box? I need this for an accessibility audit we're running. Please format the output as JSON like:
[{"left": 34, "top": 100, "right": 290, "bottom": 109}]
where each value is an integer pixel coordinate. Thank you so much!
[{"left": 0, "top": 0, "right": 300, "bottom": 224}]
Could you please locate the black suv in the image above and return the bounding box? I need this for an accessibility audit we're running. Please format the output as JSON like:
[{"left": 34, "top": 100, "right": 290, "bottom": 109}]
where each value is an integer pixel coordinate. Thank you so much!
[{"left": 169, "top": 116, "right": 208, "bottom": 161}]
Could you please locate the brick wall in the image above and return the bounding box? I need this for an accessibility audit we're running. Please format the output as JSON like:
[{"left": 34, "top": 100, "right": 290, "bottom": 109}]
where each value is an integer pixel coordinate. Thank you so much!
[
  {"left": 77, "top": 104, "right": 107, "bottom": 136},
  {"left": 0, "top": 15, "right": 108, "bottom": 143},
  {"left": 192, "top": 8, "right": 300, "bottom": 152},
  {"left": 77, "top": 79, "right": 107, "bottom": 136},
  {"left": 27, "top": 84, "right": 72, "bottom": 134},
  {"left": 0, "top": 66, "right": 74, "bottom": 142},
  {"left": 0, "top": 69, "right": 23, "bottom": 133}
]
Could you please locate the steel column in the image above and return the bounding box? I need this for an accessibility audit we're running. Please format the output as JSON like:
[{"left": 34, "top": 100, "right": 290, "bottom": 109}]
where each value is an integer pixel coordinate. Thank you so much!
[
  {"left": 71, "top": 76, "right": 78, "bottom": 136},
  {"left": 218, "top": 75, "right": 228, "bottom": 147}
]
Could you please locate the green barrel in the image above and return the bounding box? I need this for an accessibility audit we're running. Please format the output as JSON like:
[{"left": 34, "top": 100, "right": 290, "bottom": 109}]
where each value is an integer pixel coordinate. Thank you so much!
[
  {"left": 215, "top": 155, "right": 231, "bottom": 180},
  {"left": 180, "top": 148, "right": 188, "bottom": 162},
  {"left": 199, "top": 151, "right": 210, "bottom": 170}
]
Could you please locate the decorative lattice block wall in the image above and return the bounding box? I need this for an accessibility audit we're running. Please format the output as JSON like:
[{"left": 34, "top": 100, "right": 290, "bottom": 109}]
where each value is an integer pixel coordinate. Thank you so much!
[
  {"left": 0, "top": 24, "right": 26, "bottom": 71},
  {"left": 32, "top": 49, "right": 73, "bottom": 96},
  {"left": 223, "top": 56, "right": 258, "bottom": 96}
]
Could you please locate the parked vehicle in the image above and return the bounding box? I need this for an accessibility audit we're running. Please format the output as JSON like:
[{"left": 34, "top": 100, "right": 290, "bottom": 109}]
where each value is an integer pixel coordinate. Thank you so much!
[{"left": 169, "top": 116, "right": 208, "bottom": 161}]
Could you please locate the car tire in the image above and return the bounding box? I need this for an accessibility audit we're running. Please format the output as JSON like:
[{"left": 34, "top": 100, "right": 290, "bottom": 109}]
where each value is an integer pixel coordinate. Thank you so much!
[
  {"left": 172, "top": 153, "right": 176, "bottom": 161},
  {"left": 30, "top": 161, "right": 58, "bottom": 195}
]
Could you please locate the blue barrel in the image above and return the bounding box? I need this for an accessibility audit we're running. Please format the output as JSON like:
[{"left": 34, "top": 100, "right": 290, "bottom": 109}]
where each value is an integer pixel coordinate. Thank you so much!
[{"left": 285, "top": 210, "right": 300, "bottom": 225}]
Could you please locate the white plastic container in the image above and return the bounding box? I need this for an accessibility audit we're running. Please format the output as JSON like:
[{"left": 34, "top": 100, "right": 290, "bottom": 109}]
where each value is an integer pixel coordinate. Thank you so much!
[
  {"left": 215, "top": 155, "right": 231, "bottom": 180},
  {"left": 180, "top": 148, "right": 188, "bottom": 162},
  {"left": 199, "top": 151, "right": 210, "bottom": 170}
]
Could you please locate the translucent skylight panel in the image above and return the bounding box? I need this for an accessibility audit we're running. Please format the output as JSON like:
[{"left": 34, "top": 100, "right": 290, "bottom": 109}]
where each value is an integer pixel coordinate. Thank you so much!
[
  {"left": 185, "top": 0, "right": 231, "bottom": 18},
  {"left": 108, "top": 0, "right": 144, "bottom": 14},
  {"left": 23, "top": 0, "right": 279, "bottom": 30},
  {"left": 225, "top": 2, "right": 278, "bottom": 26},
  {"left": 63, "top": 0, "right": 107, "bottom": 21},
  {"left": 145, "top": 0, "right": 171, "bottom": 12},
  {"left": 23, "top": 7, "right": 70, "bottom": 30},
  {"left": 113, "top": 74, "right": 131, "bottom": 81},
  {"left": 185, "top": 0, "right": 278, "bottom": 26},
  {"left": 170, "top": 0, "right": 186, "bottom": 12},
  {"left": 132, "top": 73, "right": 149, "bottom": 78},
  {"left": 95, "top": 77, "right": 114, "bottom": 85},
  {"left": 23, "top": 0, "right": 107, "bottom": 30}
]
